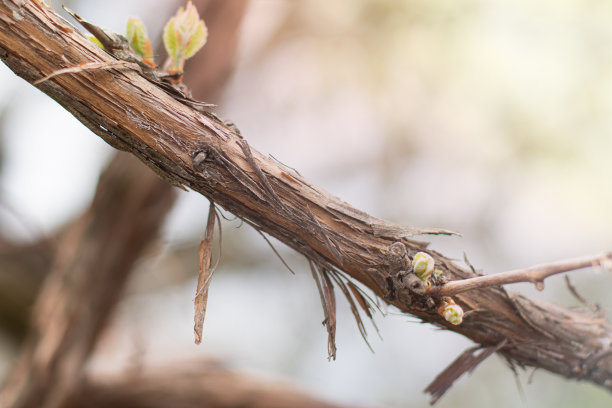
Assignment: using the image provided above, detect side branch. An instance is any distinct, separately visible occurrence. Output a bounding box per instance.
[433,253,612,297]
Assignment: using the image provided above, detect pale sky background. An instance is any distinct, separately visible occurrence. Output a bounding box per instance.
[1,1,612,407]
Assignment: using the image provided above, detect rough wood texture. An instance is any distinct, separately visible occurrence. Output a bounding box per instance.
[0,2,250,408]
[0,0,249,341]
[0,0,611,397]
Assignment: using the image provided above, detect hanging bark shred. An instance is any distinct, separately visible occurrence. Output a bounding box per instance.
[320,269,337,360]
[255,228,296,275]
[424,339,507,405]
[328,271,375,352]
[310,262,337,360]
[347,281,375,320]
[194,202,218,344]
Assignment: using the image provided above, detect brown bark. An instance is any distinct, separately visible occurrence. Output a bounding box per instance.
[0,1,252,408]
[0,0,610,400]
[0,0,249,339]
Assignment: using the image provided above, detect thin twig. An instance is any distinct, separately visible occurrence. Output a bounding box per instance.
[434,253,612,297]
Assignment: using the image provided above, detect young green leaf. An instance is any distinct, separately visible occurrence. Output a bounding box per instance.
[163,1,208,75]
[183,16,207,59]
[126,17,155,67]
[163,18,181,68]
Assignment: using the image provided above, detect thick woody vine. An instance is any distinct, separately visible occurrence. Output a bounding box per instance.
[1,1,612,406]
[38,0,612,401]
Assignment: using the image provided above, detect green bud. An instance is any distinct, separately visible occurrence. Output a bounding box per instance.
[442,304,464,325]
[412,252,434,282]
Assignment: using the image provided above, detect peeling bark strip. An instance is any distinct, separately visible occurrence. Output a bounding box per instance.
[310,262,337,360]
[424,340,507,404]
[1,0,611,398]
[194,202,218,344]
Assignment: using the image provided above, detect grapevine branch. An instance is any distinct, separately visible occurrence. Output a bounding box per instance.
[0,0,611,402]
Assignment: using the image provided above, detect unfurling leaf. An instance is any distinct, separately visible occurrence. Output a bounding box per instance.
[162,19,180,66]
[183,19,207,59]
[126,17,155,68]
[163,1,208,75]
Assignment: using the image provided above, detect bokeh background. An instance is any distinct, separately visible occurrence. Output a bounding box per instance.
[1,0,612,407]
